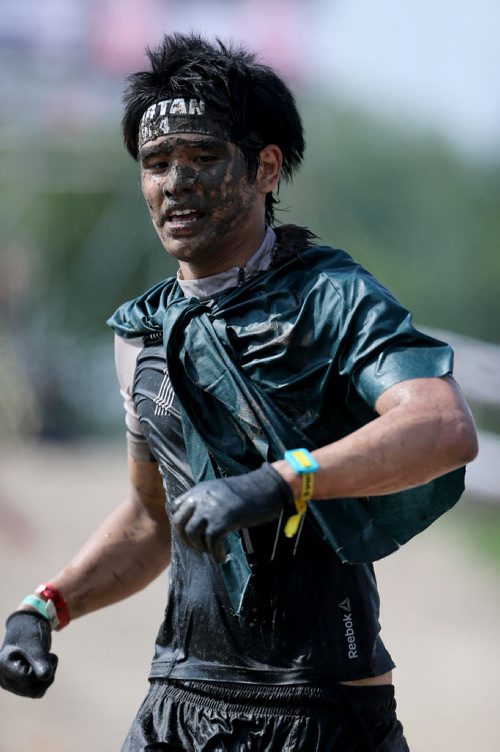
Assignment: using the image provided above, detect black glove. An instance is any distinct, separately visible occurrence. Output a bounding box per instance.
[0,611,58,698]
[172,463,295,562]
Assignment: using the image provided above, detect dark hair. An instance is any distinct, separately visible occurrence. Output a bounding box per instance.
[122,32,305,224]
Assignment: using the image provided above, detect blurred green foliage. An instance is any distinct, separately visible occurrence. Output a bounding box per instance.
[451,499,500,570]
[1,100,498,437]
[1,100,498,342]
[281,98,500,343]
[0,131,177,338]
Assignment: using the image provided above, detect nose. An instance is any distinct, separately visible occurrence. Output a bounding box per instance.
[163,163,196,197]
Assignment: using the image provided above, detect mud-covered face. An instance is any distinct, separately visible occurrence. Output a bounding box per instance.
[140,133,265,276]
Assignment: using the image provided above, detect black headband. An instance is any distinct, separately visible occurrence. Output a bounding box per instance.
[138,97,233,147]
[138,95,265,151]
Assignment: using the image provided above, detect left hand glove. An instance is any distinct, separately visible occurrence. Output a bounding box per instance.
[171,463,294,562]
[0,612,58,699]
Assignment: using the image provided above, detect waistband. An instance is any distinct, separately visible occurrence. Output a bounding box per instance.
[149,678,396,719]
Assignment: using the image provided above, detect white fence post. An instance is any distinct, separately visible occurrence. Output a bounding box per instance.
[425,327,500,504]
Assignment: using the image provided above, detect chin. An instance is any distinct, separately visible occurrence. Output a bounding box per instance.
[162,238,203,262]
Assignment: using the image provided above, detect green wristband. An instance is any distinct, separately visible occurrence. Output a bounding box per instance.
[22,594,59,630]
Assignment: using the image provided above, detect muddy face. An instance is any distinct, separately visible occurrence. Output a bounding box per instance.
[140,133,265,277]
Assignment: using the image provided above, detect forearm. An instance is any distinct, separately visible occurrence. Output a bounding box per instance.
[274,377,478,501]
[18,458,171,621]
[40,500,170,620]
[275,406,472,500]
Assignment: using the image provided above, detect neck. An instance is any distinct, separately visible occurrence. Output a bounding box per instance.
[178,225,267,281]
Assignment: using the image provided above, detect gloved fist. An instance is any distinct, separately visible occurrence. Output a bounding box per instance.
[172,463,294,562]
[0,611,58,698]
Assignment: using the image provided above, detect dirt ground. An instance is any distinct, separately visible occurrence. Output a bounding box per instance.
[0,443,499,751]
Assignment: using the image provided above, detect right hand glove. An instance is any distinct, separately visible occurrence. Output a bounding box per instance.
[172,462,295,562]
[0,611,58,698]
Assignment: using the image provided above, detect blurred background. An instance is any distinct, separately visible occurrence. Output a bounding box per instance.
[0,0,499,750]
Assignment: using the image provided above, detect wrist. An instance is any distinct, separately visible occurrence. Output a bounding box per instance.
[16,584,70,631]
[16,603,47,617]
[271,459,304,500]
[277,448,320,538]
[20,595,59,630]
[35,583,70,630]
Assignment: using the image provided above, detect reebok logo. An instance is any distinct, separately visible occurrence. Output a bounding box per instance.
[338,598,358,659]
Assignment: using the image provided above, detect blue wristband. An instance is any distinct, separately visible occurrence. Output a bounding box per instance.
[283,448,319,474]
[283,448,319,538]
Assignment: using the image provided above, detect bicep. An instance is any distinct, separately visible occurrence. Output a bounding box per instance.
[374,375,478,463]
[375,375,471,415]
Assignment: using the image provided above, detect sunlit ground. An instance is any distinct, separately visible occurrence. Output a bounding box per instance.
[0,442,499,752]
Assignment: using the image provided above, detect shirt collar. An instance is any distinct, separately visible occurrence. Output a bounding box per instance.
[177,226,276,299]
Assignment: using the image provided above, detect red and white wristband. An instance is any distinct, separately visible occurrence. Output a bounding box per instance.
[22,583,70,631]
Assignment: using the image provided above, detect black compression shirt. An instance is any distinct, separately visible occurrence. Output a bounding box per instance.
[132,336,395,684]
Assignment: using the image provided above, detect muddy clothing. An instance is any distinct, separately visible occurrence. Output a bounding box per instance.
[126,334,394,684]
[121,680,409,751]
[109,226,456,749]
[110,228,461,567]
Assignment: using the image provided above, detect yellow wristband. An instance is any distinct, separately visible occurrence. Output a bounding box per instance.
[283,449,319,538]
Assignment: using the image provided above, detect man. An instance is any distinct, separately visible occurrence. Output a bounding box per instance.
[0,33,478,751]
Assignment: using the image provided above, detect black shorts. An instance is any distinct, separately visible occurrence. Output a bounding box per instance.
[121,679,409,751]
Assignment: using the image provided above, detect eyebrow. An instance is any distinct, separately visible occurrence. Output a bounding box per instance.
[139,137,228,161]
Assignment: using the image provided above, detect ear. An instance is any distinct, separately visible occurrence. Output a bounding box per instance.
[256,145,283,193]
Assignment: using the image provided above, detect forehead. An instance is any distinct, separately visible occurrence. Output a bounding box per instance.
[139,133,233,158]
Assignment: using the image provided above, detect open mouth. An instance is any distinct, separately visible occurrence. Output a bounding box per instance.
[166,208,205,227]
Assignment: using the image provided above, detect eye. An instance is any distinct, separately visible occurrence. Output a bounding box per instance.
[141,154,171,172]
[193,154,219,164]
[148,160,170,171]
